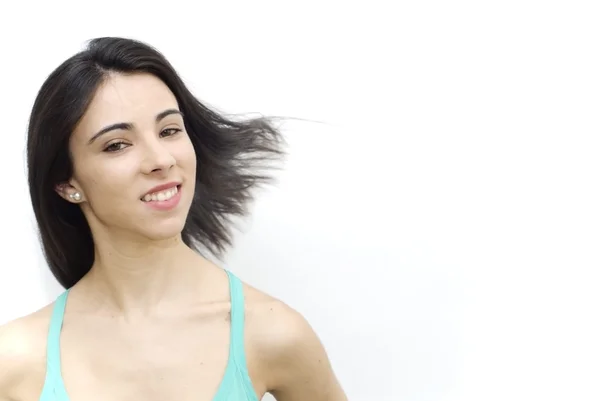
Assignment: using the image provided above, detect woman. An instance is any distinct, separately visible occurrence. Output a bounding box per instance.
[0,37,346,401]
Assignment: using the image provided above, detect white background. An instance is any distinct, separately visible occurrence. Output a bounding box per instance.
[1,1,599,400]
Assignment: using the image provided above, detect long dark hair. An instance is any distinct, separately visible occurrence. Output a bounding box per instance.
[27,37,285,289]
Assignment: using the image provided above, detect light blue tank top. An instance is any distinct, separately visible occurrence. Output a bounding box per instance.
[39,270,259,401]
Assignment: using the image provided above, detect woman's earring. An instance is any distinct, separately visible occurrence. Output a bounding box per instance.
[69,192,82,201]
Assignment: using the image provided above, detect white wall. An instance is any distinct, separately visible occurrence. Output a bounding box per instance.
[1,1,599,400]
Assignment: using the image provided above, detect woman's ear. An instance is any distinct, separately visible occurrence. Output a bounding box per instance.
[55,182,85,203]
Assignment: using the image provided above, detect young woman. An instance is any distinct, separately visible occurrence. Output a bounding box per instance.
[0,37,346,401]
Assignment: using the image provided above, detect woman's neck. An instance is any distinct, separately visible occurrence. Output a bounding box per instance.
[76,230,208,319]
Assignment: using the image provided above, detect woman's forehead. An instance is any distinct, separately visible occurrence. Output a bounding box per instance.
[73,73,179,141]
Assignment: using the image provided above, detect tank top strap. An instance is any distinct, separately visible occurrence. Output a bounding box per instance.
[45,290,69,379]
[225,270,249,371]
[39,290,71,401]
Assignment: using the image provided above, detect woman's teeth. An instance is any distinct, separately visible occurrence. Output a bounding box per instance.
[142,186,178,202]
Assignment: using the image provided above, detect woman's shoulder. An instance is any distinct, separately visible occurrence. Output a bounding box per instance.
[241,282,312,346]
[0,303,54,400]
[240,281,347,400]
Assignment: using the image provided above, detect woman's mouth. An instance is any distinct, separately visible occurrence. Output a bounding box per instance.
[141,184,181,202]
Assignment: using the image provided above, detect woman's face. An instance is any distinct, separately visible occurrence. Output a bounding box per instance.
[58,72,197,242]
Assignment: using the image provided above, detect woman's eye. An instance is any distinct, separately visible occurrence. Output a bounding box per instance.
[160,128,181,138]
[104,142,128,152]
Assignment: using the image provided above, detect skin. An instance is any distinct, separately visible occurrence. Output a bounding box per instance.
[0,73,347,401]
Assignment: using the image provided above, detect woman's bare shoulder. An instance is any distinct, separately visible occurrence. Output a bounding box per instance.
[242,283,307,338]
[0,304,53,400]
[241,282,347,400]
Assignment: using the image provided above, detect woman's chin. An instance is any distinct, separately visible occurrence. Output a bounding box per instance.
[136,219,187,242]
